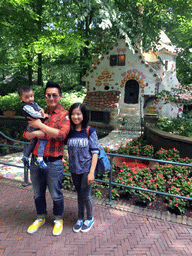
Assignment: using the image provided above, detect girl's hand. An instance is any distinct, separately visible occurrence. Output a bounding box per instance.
[87,172,94,185]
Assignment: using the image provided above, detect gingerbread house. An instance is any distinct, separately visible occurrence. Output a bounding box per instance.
[82,31,182,130]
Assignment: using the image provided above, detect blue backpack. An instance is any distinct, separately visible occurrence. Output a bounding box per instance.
[86,127,112,174]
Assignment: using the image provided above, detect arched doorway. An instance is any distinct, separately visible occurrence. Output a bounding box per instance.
[124,79,139,104]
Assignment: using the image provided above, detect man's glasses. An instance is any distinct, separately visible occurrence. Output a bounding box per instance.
[45,93,59,99]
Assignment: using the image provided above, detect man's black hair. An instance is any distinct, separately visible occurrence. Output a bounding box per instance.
[44,81,62,95]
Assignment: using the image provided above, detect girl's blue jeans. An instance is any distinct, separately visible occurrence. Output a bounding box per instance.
[30,157,64,219]
[71,172,93,220]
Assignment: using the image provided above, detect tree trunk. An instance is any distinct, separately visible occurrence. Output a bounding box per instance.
[38,53,43,86]
[36,1,44,86]
[28,64,33,86]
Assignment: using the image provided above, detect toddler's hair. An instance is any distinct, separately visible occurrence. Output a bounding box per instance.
[17,85,32,96]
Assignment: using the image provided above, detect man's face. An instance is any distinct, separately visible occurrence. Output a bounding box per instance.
[44,88,62,109]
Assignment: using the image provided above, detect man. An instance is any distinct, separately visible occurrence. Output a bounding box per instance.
[24,81,70,236]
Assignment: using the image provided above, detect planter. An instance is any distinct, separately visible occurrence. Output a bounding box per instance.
[144,124,192,158]
[3,110,16,117]
[144,114,159,126]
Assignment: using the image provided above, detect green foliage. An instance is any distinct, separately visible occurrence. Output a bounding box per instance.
[0,86,86,115]
[116,137,154,157]
[155,148,180,161]
[1,0,192,87]
[62,151,73,190]
[0,93,21,114]
[61,88,86,110]
[157,115,192,138]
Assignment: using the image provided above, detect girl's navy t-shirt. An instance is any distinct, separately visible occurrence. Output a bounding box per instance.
[67,127,99,174]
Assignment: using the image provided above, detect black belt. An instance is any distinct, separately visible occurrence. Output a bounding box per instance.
[32,155,63,162]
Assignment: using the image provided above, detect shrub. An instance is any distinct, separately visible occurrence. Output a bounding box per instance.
[157,115,192,138]
[0,86,86,115]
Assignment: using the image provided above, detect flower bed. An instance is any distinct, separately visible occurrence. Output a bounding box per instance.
[63,137,192,215]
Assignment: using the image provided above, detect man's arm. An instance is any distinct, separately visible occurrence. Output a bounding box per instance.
[27,118,60,138]
[24,130,45,140]
[27,112,70,140]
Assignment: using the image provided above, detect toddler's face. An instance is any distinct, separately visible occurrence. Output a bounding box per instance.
[20,90,34,104]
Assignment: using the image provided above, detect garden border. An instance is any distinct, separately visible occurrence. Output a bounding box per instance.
[144,123,192,158]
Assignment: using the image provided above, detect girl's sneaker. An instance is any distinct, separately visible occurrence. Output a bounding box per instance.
[81,217,94,233]
[73,219,84,233]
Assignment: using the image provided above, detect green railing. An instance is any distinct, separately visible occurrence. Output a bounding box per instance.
[1,131,192,207]
[0,131,30,186]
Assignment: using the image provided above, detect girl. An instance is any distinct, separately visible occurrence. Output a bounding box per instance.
[67,103,99,233]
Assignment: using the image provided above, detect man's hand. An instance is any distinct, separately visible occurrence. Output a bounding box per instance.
[25,130,45,140]
[28,117,42,129]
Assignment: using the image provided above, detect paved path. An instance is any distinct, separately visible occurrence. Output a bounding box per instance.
[1,177,192,256]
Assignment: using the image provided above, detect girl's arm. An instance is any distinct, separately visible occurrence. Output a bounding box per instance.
[87,153,98,185]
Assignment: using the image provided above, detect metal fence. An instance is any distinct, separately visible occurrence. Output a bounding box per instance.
[0,131,30,186]
[95,153,192,205]
[1,131,192,206]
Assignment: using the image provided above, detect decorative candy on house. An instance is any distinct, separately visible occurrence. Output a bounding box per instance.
[82,31,182,130]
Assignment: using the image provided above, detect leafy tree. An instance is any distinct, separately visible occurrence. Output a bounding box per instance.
[1,0,192,90]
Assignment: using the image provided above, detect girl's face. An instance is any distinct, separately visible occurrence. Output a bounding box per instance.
[71,107,83,128]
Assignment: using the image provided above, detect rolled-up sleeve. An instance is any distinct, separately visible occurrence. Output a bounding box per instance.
[57,113,70,140]
[89,129,100,155]
[44,111,70,141]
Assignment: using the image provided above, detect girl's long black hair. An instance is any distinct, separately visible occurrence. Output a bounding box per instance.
[68,103,89,130]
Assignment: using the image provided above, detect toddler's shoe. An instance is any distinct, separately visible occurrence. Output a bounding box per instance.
[35,159,47,169]
[81,217,94,233]
[21,157,29,168]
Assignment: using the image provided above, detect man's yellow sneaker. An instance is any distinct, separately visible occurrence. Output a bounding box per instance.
[53,220,63,236]
[27,219,45,234]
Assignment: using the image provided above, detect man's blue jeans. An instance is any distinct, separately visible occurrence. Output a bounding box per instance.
[30,157,64,219]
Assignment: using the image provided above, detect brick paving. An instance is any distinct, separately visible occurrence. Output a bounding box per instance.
[1,177,192,256]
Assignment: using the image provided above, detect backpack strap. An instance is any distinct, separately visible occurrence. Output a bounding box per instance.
[86,125,91,138]
[86,126,101,151]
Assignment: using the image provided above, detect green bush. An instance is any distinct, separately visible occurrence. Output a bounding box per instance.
[157,115,192,138]
[0,86,86,115]
[0,93,22,115]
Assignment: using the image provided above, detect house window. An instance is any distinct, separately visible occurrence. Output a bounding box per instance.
[110,55,118,66]
[118,54,125,66]
[110,54,125,66]
[88,111,110,123]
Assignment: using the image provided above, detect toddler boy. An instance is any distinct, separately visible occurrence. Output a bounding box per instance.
[18,85,48,168]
